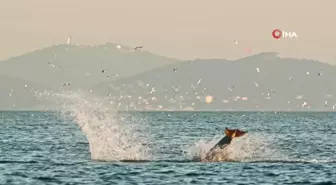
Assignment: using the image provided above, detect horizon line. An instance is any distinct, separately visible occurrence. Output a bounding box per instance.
[0,42,331,65]
[1,109,336,113]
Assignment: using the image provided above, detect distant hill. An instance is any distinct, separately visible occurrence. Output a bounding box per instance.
[2,50,336,111]
[92,52,336,111]
[0,43,181,89]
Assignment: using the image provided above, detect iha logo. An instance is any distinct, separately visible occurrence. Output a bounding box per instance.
[272,29,298,39]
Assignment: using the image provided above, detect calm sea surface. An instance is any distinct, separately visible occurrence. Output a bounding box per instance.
[0,111,335,185]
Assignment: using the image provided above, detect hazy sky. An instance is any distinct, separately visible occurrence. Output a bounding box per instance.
[1,0,335,63]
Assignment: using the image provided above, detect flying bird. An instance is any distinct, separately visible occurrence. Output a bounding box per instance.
[196,79,202,85]
[48,61,60,68]
[63,82,71,87]
[134,46,144,51]
[67,36,71,44]
[171,87,178,92]
[228,85,235,91]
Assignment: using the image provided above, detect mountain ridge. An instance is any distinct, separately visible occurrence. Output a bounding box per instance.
[0,43,182,89]
[1,45,336,111]
[92,52,336,111]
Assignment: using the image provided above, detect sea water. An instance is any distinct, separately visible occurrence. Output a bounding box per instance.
[0,92,335,184]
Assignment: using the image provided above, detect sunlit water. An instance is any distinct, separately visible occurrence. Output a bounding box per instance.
[0,93,335,184]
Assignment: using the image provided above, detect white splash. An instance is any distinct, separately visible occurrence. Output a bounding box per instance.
[38,90,152,161]
[184,135,221,160]
[185,134,283,162]
[224,134,284,162]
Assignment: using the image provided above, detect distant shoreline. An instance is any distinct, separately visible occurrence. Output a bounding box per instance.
[1,110,336,113]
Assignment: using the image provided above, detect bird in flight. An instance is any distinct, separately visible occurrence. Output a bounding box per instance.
[48,61,60,68]
[63,82,71,87]
[102,69,108,73]
[134,46,144,51]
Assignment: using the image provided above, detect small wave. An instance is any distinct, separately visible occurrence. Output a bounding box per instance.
[94,159,336,164]
[50,161,87,166]
[33,176,61,183]
[246,159,336,164]
[0,160,39,164]
[95,159,194,163]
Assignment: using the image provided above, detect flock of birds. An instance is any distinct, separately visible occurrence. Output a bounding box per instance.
[5,42,336,111]
[46,45,144,87]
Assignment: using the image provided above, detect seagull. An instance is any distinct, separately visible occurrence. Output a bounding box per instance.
[63,82,71,87]
[301,102,307,107]
[48,61,60,68]
[171,87,178,92]
[228,85,235,91]
[102,69,108,73]
[173,68,178,72]
[107,74,119,78]
[67,36,71,45]
[134,46,144,51]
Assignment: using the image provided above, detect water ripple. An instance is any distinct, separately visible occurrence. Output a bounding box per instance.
[0,111,335,184]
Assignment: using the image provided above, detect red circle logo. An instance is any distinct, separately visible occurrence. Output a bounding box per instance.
[272,29,282,39]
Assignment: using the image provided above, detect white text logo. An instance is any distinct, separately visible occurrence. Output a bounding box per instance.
[272,29,298,39]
